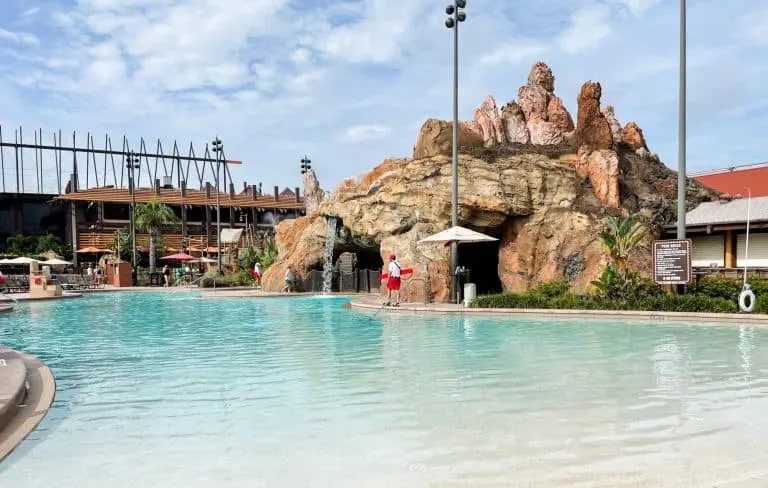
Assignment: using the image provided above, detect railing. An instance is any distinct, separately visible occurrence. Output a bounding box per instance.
[302,269,381,293]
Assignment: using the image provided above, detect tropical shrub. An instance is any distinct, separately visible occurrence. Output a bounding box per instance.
[134,197,179,272]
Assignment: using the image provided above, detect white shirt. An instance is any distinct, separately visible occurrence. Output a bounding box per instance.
[388,261,401,277]
[254,264,261,274]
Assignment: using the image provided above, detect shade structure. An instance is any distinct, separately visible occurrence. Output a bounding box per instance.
[160,252,196,261]
[7,256,42,264]
[418,226,498,245]
[42,258,73,266]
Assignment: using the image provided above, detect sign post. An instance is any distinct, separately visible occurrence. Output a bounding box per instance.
[652,239,692,285]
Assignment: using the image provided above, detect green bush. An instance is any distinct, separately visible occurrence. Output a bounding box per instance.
[471,277,739,314]
[199,270,254,288]
[532,280,570,298]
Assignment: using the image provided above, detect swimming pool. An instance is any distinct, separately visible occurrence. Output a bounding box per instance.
[1,292,768,487]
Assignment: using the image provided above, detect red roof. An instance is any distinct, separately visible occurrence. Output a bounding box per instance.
[693,164,768,197]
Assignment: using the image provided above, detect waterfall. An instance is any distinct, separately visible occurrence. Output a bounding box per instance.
[322,217,338,293]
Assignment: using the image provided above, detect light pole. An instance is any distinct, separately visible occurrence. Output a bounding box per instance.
[126,151,140,274]
[677,0,686,240]
[212,137,223,274]
[300,155,312,175]
[445,0,466,304]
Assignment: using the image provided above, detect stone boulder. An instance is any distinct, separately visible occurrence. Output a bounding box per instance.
[498,209,609,292]
[516,62,573,145]
[601,106,623,143]
[302,168,327,215]
[622,121,649,153]
[500,102,530,144]
[472,95,506,146]
[575,82,613,150]
[413,118,484,159]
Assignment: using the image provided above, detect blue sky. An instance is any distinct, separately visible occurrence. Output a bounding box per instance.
[0,0,766,193]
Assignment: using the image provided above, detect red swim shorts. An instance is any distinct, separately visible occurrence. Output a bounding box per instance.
[387,276,401,291]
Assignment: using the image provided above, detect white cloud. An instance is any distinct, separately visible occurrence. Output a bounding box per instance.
[21,7,41,17]
[0,0,764,189]
[340,125,391,143]
[479,43,550,66]
[557,5,614,54]
[313,0,427,64]
[0,28,39,45]
[609,0,664,16]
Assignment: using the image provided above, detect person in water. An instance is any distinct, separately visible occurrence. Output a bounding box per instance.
[385,254,401,306]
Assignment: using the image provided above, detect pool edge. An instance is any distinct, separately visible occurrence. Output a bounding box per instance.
[0,350,56,464]
[349,299,768,325]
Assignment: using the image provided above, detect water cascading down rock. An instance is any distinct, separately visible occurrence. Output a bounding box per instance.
[321,217,338,293]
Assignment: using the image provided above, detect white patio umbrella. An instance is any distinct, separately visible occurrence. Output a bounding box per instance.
[418,226,498,245]
[418,226,498,305]
[42,258,73,266]
[7,256,41,264]
[193,257,217,263]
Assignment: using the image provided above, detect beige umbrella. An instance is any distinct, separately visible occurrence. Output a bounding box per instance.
[418,226,498,245]
[7,256,41,264]
[42,258,73,266]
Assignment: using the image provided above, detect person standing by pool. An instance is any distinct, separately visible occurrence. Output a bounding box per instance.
[386,254,401,306]
[162,264,171,287]
[282,266,293,293]
[253,262,262,288]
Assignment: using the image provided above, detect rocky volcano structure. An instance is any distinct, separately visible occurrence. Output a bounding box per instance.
[262,62,716,302]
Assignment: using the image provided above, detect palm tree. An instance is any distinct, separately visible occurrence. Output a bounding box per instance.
[134,197,179,272]
[599,215,648,272]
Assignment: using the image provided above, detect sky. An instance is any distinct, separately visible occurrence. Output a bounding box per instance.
[0,0,766,194]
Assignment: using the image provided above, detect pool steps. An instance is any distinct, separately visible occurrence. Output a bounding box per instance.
[0,348,55,463]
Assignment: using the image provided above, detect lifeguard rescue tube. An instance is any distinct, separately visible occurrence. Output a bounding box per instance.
[739,287,756,313]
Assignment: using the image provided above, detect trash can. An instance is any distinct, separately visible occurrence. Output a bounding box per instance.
[463,283,477,308]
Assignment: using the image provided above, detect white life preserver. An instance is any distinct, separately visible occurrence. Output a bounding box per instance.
[739,288,756,313]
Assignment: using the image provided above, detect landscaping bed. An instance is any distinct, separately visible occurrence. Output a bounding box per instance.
[470,277,768,314]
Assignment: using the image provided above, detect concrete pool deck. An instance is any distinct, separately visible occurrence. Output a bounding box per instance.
[350,295,768,325]
[0,348,56,463]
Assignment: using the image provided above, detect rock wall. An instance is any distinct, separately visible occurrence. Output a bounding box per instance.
[262,61,718,302]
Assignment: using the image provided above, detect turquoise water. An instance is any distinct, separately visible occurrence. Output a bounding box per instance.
[2,293,768,487]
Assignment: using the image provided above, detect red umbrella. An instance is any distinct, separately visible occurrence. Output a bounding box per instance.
[160,252,196,261]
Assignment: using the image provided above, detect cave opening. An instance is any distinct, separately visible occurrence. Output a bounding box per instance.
[458,240,503,296]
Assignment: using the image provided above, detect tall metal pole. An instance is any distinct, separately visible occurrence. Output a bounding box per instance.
[676,0,686,240]
[445,0,465,304]
[130,169,137,269]
[215,145,222,274]
[450,15,459,304]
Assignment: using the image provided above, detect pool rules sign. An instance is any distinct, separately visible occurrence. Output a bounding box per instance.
[652,239,692,285]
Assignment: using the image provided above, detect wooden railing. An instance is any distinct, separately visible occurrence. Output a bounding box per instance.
[77,232,219,252]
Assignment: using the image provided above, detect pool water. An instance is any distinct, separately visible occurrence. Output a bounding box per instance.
[2,293,768,487]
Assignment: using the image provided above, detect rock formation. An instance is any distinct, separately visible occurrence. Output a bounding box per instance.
[263,61,718,303]
[574,82,613,150]
[412,118,484,160]
[301,168,327,215]
[622,121,648,154]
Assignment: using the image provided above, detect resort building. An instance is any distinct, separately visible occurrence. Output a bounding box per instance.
[0,128,306,263]
[675,163,768,276]
[54,182,305,263]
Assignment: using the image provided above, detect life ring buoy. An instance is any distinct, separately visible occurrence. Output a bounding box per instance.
[739,288,756,313]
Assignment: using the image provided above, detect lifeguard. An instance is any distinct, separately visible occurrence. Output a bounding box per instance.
[385,254,401,306]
